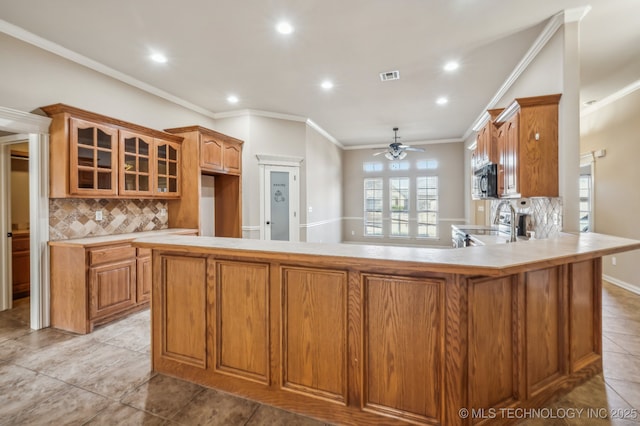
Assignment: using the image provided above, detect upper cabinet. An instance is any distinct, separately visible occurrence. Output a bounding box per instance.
[473,109,502,171]
[494,94,561,198]
[198,131,243,175]
[42,104,183,199]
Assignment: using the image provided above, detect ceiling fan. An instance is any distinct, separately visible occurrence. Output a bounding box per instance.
[373,127,425,160]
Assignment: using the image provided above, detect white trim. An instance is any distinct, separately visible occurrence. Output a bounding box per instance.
[603,274,640,296]
[344,138,463,151]
[563,6,592,23]
[301,218,342,229]
[0,106,51,134]
[464,11,565,140]
[305,119,343,148]
[581,79,640,117]
[242,225,261,232]
[494,100,521,123]
[214,108,307,122]
[471,112,491,132]
[0,146,11,312]
[0,108,49,329]
[256,154,304,167]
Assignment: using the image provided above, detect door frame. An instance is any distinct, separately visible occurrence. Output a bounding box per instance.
[257,154,303,242]
[0,106,51,329]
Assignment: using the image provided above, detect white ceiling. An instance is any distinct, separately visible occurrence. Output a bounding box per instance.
[1,0,639,147]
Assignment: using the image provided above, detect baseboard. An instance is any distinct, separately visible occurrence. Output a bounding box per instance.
[603,274,640,296]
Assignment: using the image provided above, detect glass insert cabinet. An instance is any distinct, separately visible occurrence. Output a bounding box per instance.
[42,104,182,199]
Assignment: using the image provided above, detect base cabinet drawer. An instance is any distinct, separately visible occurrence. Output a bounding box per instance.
[89,259,137,320]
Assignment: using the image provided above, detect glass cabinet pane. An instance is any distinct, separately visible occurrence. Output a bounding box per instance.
[77,128,94,147]
[169,178,177,193]
[78,170,94,188]
[97,172,112,189]
[139,140,149,156]
[157,145,167,159]
[169,162,176,176]
[124,155,136,172]
[97,129,112,149]
[139,176,149,191]
[97,150,111,168]
[158,160,167,175]
[125,174,136,191]
[78,147,94,167]
[139,158,148,173]
[169,146,177,160]
[125,137,136,153]
[157,176,167,192]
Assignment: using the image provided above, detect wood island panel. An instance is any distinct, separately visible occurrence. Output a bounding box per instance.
[160,255,208,368]
[525,266,564,397]
[135,233,640,426]
[282,267,347,403]
[468,276,517,413]
[215,260,270,383]
[363,274,443,424]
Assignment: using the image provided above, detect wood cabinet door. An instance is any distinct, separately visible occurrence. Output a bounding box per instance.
[223,142,242,175]
[69,117,118,196]
[89,258,136,320]
[137,255,152,303]
[119,130,154,196]
[155,139,180,197]
[504,116,519,196]
[200,137,224,172]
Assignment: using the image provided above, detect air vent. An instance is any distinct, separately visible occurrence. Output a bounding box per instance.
[379,70,400,81]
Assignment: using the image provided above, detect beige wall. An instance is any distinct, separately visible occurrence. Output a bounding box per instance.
[581,89,640,291]
[305,126,342,243]
[0,32,217,131]
[342,142,465,247]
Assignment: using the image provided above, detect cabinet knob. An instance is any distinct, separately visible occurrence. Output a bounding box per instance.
[266,221,271,225]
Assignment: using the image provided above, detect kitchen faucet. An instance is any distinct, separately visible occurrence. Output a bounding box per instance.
[494,200,517,243]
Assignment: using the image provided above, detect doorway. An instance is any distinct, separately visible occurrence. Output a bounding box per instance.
[8,142,31,302]
[257,155,302,242]
[0,106,51,330]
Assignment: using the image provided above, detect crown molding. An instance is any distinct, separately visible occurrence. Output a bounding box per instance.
[580,79,640,117]
[0,19,217,120]
[563,6,592,23]
[305,119,342,148]
[343,138,462,151]
[0,105,51,133]
[213,108,307,122]
[463,9,569,140]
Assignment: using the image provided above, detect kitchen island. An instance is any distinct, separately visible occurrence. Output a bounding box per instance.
[134,233,640,425]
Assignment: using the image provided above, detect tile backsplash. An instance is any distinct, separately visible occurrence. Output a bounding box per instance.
[49,198,168,241]
[490,197,563,239]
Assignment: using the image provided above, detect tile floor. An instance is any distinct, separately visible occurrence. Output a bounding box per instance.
[0,282,639,425]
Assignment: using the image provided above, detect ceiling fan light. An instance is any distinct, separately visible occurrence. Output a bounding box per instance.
[398,151,407,160]
[385,152,394,161]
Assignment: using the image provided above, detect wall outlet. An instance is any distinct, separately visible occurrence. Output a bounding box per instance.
[612,256,617,266]
[160,208,167,216]
[95,210,103,221]
[308,206,313,213]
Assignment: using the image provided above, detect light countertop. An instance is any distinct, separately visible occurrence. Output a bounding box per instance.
[133,232,640,276]
[49,228,197,248]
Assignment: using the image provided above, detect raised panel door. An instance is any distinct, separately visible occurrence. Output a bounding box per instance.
[223,142,242,174]
[200,137,224,172]
[119,130,153,196]
[11,234,30,299]
[89,258,136,320]
[214,260,270,383]
[504,116,519,196]
[282,267,347,403]
[69,117,118,196]
[137,255,152,303]
[363,274,444,424]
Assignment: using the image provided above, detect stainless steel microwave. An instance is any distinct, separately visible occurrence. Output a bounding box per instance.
[473,163,499,199]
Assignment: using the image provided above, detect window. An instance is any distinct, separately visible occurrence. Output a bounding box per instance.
[417,176,438,238]
[364,178,383,236]
[389,177,409,236]
[579,174,591,232]
[363,162,383,172]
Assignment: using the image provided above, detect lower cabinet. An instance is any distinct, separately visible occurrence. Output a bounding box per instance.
[50,242,149,334]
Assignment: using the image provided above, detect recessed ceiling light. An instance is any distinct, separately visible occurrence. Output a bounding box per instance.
[150,52,167,64]
[321,80,334,90]
[436,97,448,105]
[227,95,239,104]
[443,61,459,72]
[276,21,294,35]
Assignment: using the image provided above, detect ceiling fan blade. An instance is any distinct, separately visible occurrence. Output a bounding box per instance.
[403,147,425,152]
[372,151,387,156]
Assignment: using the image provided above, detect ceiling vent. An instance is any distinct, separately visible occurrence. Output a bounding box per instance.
[379,70,400,81]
